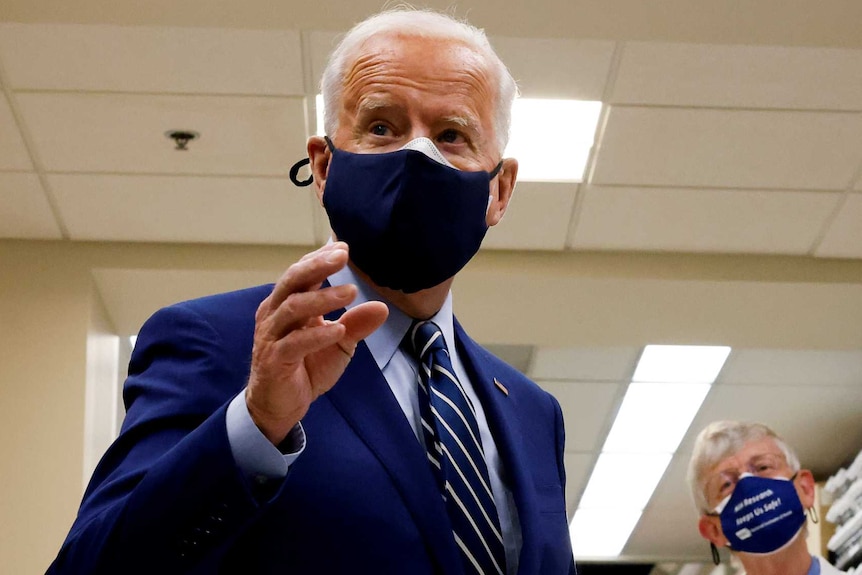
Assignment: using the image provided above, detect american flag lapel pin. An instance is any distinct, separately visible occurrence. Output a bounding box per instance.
[493,378,509,396]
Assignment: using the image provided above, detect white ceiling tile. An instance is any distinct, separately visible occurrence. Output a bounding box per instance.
[612,42,862,110]
[719,349,862,386]
[16,93,308,175]
[683,383,862,479]
[49,174,316,245]
[815,193,862,259]
[483,182,576,251]
[539,380,623,452]
[571,186,841,255]
[0,92,32,170]
[0,172,61,239]
[491,37,616,100]
[624,454,707,559]
[563,452,595,516]
[529,346,641,381]
[592,107,862,190]
[0,23,304,95]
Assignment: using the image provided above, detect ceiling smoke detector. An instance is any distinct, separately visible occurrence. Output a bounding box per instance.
[165,130,200,151]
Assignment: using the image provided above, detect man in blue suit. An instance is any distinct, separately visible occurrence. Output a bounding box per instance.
[49,7,575,574]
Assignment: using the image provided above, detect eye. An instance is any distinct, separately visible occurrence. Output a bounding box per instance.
[370,123,390,137]
[436,128,465,145]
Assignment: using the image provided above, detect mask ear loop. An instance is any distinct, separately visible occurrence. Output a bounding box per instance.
[489,160,504,179]
[290,136,336,187]
[710,542,721,565]
[289,158,313,187]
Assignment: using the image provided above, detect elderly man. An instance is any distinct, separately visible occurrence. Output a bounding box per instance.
[48,8,575,575]
[687,421,845,575]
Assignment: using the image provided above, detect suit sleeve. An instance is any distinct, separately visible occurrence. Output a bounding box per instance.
[551,394,578,575]
[48,303,286,574]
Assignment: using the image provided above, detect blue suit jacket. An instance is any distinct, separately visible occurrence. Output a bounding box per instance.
[49,284,575,574]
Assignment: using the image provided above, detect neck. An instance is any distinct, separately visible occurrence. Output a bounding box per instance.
[736,533,814,575]
[349,261,453,320]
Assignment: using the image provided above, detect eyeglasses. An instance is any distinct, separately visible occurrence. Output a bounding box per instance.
[704,452,791,511]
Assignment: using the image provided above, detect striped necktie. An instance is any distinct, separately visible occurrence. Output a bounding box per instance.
[409,320,506,575]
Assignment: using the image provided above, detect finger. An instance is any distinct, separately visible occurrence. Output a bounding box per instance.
[297,241,347,264]
[264,284,357,339]
[272,321,347,365]
[337,301,389,350]
[267,245,349,313]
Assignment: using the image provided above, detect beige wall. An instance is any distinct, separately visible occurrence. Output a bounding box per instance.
[0,243,91,574]
[2,238,862,573]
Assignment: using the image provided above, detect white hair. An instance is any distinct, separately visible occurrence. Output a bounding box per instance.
[319,6,518,155]
[686,420,801,514]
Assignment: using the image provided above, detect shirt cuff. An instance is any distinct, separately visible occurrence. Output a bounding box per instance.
[226,392,307,481]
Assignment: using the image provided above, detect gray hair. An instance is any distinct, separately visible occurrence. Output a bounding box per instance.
[319,6,519,155]
[686,420,801,514]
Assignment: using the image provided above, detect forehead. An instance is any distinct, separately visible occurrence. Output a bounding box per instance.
[340,33,497,122]
[708,436,782,475]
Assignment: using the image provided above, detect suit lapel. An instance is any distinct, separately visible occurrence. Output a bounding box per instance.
[454,320,542,575]
[324,308,462,574]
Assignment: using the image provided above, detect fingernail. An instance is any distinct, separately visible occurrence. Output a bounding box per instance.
[325,248,346,263]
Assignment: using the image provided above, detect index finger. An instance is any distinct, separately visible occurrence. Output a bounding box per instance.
[267,243,349,313]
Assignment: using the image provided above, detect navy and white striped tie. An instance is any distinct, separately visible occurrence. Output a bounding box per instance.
[409,320,506,575]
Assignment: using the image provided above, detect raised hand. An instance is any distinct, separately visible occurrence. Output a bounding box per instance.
[245,242,389,444]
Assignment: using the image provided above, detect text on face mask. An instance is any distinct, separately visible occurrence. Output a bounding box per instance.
[733,487,774,515]
[736,497,782,527]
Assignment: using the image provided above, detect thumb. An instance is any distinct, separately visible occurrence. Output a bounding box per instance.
[338,301,389,346]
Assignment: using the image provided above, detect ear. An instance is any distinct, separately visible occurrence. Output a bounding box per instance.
[795,469,817,509]
[698,515,727,547]
[486,157,518,227]
[307,135,331,207]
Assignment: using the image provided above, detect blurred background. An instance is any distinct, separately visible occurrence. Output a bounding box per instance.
[1,1,861,573]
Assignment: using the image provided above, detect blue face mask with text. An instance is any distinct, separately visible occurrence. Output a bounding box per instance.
[714,473,806,555]
[321,137,502,293]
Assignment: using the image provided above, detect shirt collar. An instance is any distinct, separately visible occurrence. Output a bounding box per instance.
[327,262,455,371]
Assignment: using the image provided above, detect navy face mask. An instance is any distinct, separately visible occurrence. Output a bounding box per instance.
[713,473,806,555]
[320,137,502,294]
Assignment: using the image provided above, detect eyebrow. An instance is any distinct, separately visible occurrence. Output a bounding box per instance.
[356,98,392,113]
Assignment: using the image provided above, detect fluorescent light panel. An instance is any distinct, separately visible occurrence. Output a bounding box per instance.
[571,344,730,557]
[602,382,711,453]
[578,452,673,510]
[505,98,601,182]
[313,95,602,182]
[315,94,325,136]
[633,345,731,384]
[570,508,643,558]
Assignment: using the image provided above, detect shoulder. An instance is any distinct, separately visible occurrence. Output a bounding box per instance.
[145,284,274,331]
[133,284,274,358]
